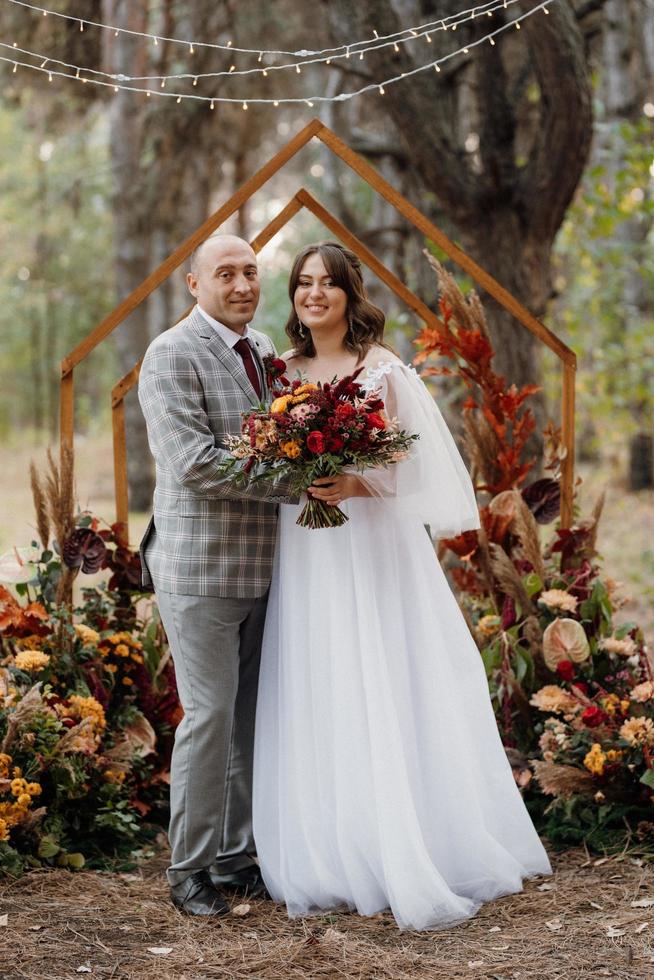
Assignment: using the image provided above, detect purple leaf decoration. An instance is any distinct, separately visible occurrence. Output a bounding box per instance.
[62,528,107,574]
[521,478,561,524]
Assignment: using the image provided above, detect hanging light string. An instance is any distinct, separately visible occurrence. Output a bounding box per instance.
[6,0,522,60]
[1,1,555,108]
[0,0,523,85]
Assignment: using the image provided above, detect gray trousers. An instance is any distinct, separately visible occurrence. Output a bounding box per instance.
[155,589,268,885]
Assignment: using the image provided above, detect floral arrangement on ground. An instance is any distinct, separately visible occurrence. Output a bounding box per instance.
[2,254,653,875]
[0,449,178,876]
[417,251,654,856]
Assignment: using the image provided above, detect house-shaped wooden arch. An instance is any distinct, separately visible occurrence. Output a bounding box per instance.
[60,118,576,539]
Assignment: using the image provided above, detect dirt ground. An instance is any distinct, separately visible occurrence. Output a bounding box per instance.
[1,846,653,980]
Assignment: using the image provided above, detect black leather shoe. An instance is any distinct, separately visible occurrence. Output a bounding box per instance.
[209,865,269,899]
[170,869,230,916]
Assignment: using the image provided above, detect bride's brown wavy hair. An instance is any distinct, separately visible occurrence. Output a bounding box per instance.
[285,241,389,359]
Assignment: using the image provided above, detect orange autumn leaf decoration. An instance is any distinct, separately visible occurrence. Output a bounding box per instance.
[0,586,50,638]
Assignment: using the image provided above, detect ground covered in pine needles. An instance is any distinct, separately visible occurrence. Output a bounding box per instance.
[1,846,653,979]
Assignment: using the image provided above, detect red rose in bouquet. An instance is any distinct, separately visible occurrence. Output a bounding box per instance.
[582,705,607,728]
[218,362,418,528]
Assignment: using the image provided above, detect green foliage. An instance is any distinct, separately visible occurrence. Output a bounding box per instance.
[0,96,117,439]
[551,117,654,453]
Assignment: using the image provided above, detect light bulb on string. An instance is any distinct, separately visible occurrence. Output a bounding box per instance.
[153,36,159,46]
[393,42,400,52]
[12,62,17,72]
[161,78,166,87]
[177,95,182,103]
[189,43,194,54]
[193,76,198,85]
[258,52,263,62]
[378,84,385,94]
[242,101,248,109]
[79,20,84,31]
[434,63,441,72]
[263,68,268,76]
[296,64,301,73]
[210,99,215,109]
[489,36,496,45]
[515,22,521,29]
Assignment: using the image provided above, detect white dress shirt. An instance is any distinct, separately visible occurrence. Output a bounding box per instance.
[197,304,263,389]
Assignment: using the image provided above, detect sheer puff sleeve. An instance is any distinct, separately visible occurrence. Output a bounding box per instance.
[355,360,481,539]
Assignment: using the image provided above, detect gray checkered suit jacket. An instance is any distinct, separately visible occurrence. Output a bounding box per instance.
[138,305,289,598]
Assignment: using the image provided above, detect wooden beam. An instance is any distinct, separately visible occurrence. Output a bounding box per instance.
[560,360,577,529]
[316,124,576,367]
[112,398,129,530]
[59,369,74,460]
[61,118,323,376]
[251,197,303,253]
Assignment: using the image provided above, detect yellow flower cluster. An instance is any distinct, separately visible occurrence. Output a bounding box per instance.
[0,752,12,779]
[14,650,51,672]
[477,614,501,637]
[103,769,126,784]
[0,772,42,838]
[74,624,101,646]
[270,383,318,414]
[584,743,606,776]
[619,717,654,747]
[10,777,42,807]
[68,695,106,733]
[98,632,144,682]
[601,694,630,717]
[281,440,301,459]
[15,634,44,651]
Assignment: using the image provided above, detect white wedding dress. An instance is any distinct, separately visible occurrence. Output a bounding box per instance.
[252,360,551,931]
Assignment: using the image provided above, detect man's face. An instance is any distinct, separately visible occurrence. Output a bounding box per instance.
[187,237,260,332]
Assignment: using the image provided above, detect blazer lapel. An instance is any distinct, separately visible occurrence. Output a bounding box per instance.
[187,307,258,401]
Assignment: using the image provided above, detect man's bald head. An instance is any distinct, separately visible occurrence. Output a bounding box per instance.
[187,235,260,334]
[190,235,256,277]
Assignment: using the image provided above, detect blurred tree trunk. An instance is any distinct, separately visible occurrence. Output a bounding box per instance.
[101,1,276,513]
[326,0,594,455]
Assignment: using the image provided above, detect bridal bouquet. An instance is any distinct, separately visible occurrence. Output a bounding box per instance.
[220,363,418,528]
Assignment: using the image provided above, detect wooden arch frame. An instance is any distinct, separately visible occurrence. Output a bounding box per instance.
[111,187,448,531]
[61,117,576,537]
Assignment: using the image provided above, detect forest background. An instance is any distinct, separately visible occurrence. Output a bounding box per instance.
[0,0,652,634]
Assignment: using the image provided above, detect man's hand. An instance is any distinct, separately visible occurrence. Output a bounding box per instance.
[308,474,370,507]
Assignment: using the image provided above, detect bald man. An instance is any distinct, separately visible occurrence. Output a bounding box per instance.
[138,236,292,915]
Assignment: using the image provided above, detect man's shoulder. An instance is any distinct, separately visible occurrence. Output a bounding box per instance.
[144,314,201,359]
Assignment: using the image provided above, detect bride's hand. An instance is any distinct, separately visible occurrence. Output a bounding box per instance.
[308,474,370,506]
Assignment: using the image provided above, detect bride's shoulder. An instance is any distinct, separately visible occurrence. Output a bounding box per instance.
[360,346,404,372]
[280,349,306,373]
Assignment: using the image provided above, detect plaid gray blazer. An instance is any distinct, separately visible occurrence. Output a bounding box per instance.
[138,305,290,598]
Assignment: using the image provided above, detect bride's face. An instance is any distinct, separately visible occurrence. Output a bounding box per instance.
[294,253,348,339]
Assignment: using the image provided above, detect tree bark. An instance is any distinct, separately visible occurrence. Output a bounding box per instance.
[326,0,594,451]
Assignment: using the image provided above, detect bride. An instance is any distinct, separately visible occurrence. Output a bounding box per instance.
[252,241,551,931]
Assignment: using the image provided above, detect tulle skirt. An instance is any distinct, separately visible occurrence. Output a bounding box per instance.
[252,498,551,931]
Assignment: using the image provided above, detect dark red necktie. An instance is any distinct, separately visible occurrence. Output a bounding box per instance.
[234,338,262,399]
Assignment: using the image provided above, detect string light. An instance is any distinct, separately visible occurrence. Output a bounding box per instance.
[0,1,555,108]
[2,0,524,88]
[6,0,520,59]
